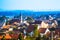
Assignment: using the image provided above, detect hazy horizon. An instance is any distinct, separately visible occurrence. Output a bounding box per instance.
[0,0,60,11]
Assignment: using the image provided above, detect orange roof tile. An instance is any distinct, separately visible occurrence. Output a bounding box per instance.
[0,36,2,39]
[5,34,11,39]
[14,22,18,24]
[3,25,11,29]
[0,34,11,39]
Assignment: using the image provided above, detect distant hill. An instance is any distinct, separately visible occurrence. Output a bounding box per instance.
[0,10,60,16]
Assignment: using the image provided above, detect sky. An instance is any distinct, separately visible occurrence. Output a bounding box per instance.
[0,0,60,11]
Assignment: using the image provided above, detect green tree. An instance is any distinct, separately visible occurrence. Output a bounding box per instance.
[33,24,39,38]
[8,31,14,34]
[1,35,6,40]
[42,35,46,40]
[25,35,35,40]
[18,33,23,40]
[26,16,34,23]
[35,34,41,40]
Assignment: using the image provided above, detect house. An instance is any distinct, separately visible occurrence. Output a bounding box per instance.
[0,19,6,29]
[8,19,20,25]
[38,28,60,38]
[26,24,35,33]
[30,20,42,24]
[0,33,11,40]
[3,25,11,29]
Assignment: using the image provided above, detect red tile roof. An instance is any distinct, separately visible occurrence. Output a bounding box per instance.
[3,25,11,29]
[26,25,34,33]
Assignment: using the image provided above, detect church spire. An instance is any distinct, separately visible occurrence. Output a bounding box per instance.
[20,12,23,23]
